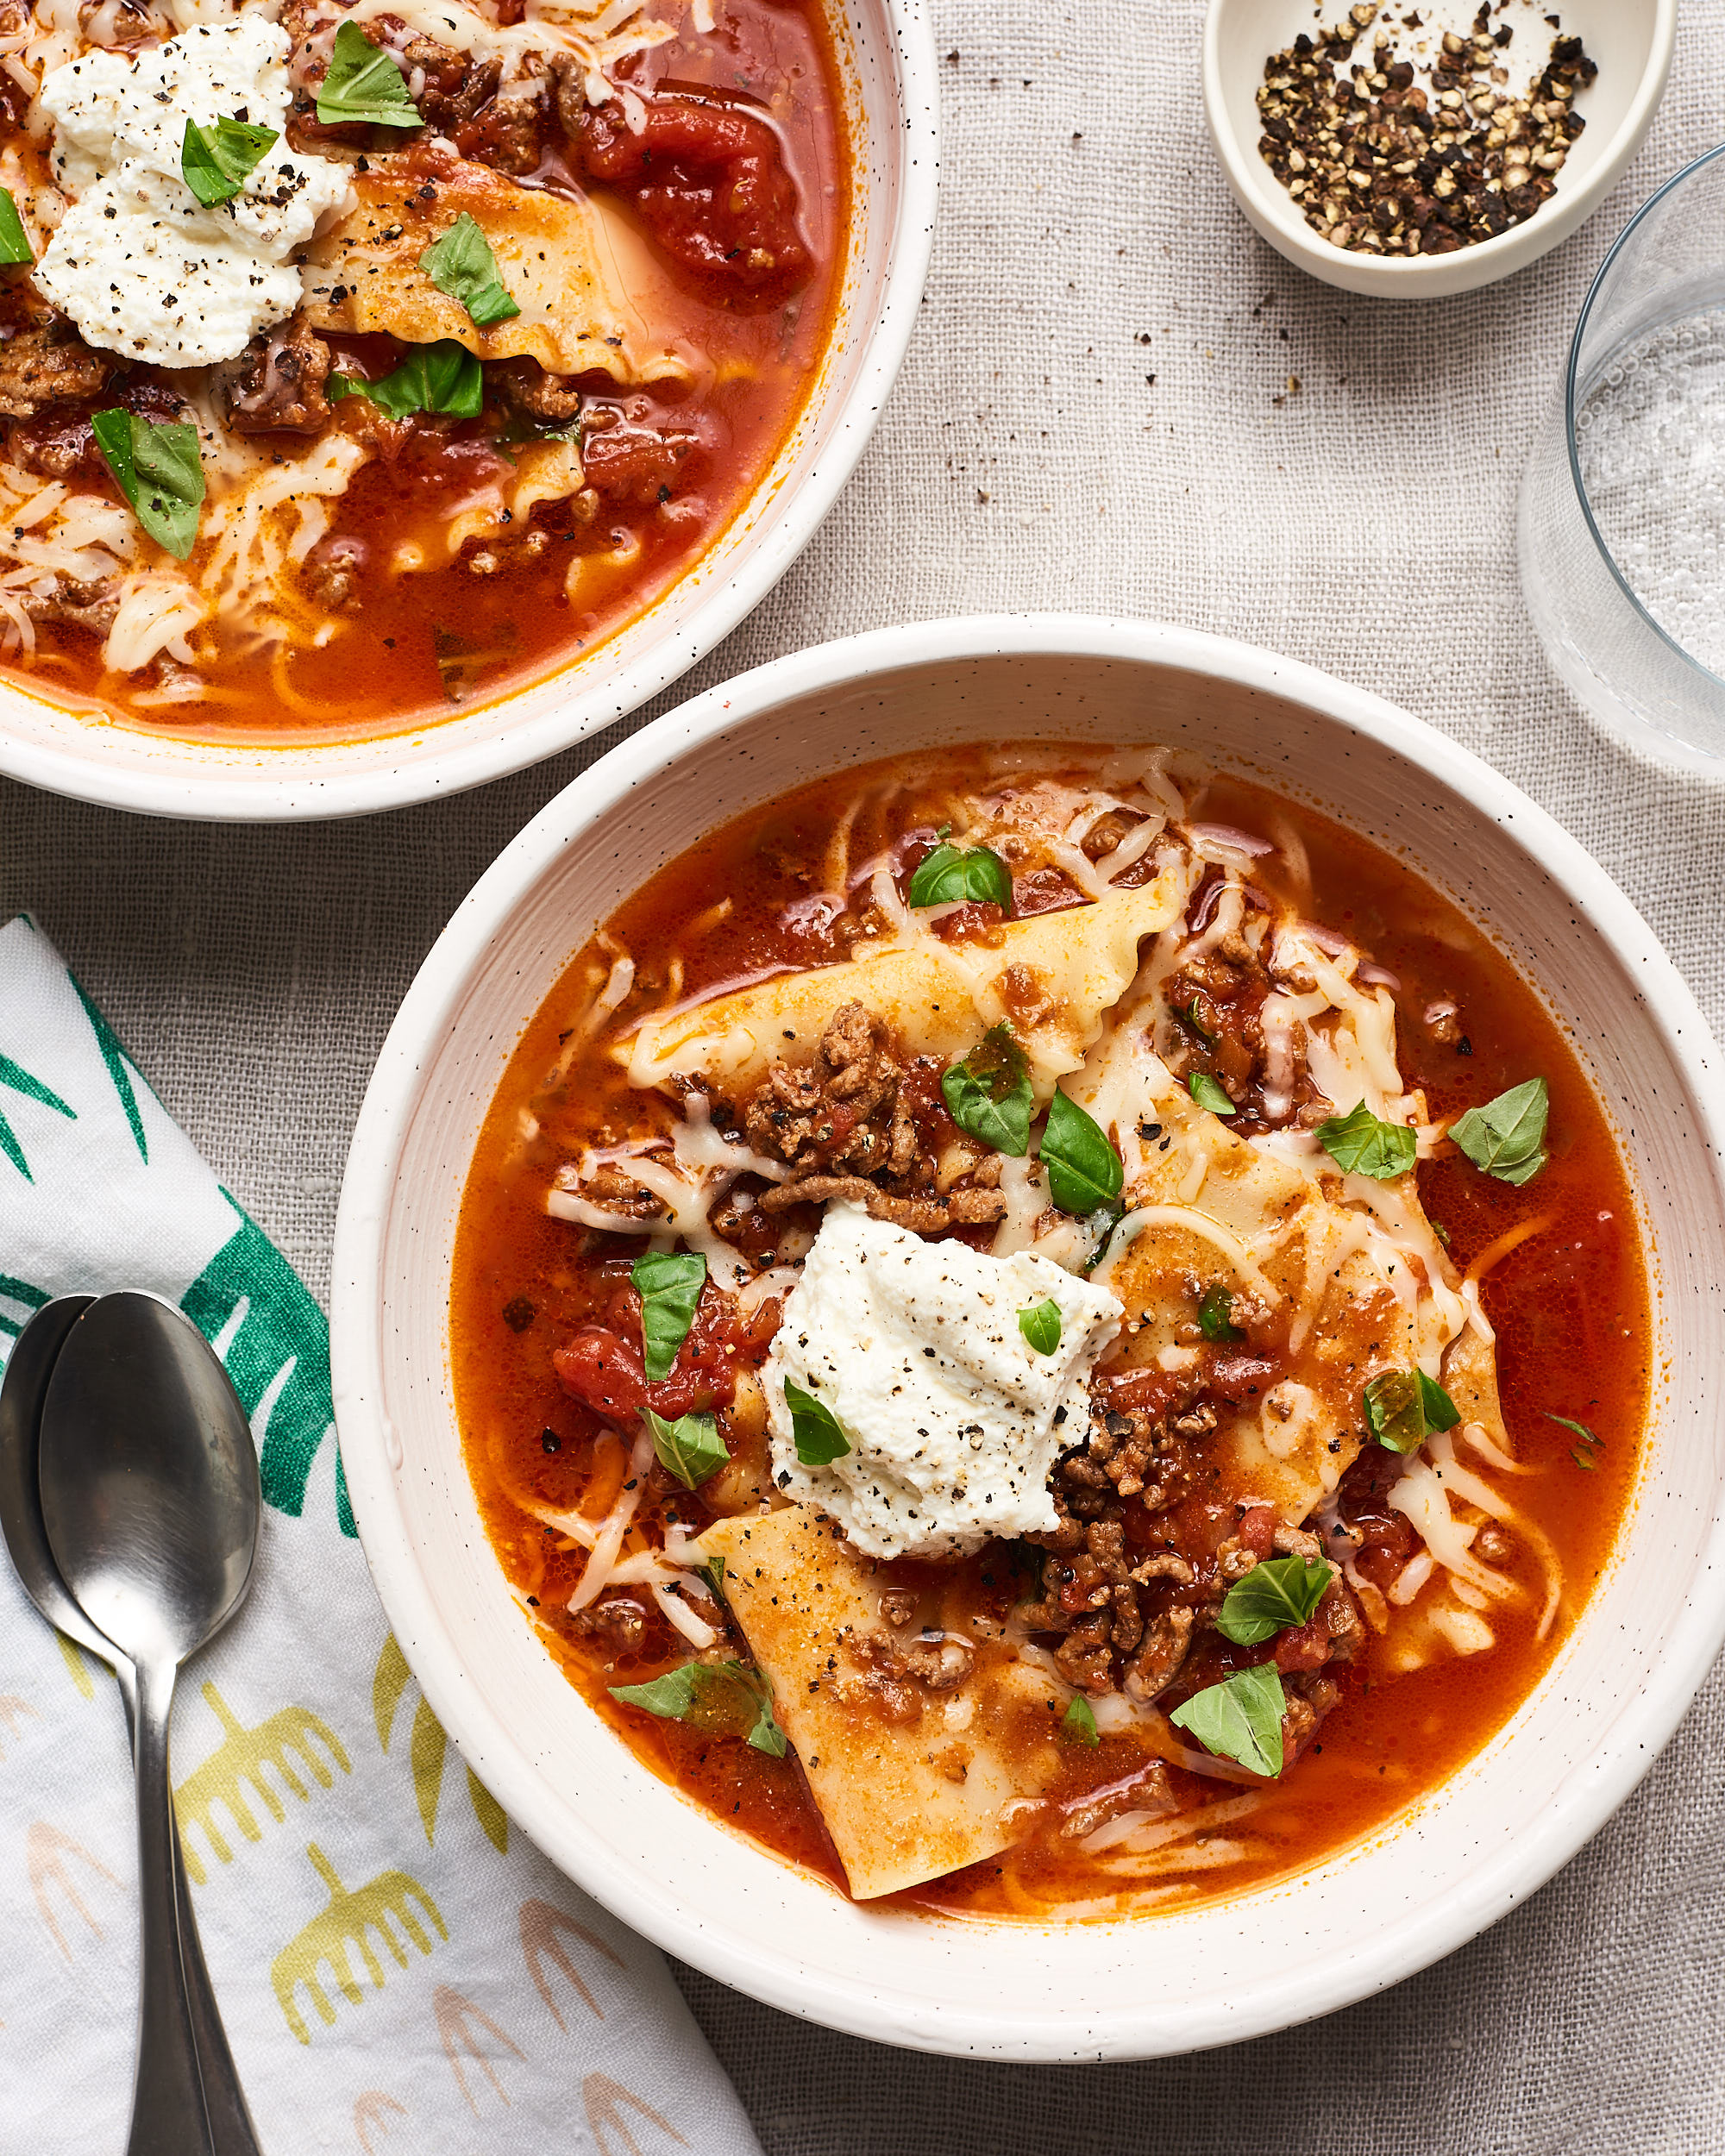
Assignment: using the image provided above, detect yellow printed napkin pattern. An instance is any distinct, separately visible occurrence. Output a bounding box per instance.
[0,914,761,2156]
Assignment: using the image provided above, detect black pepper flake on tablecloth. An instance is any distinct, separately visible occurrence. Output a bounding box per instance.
[1255,1,1597,258]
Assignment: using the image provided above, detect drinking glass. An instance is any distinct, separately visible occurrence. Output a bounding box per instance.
[1520,144,1725,771]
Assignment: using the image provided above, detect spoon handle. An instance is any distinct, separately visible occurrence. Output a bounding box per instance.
[116,1664,264,2153]
[173,1830,265,2154]
[128,1656,216,2156]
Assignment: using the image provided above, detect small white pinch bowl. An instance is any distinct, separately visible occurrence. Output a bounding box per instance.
[0,0,938,822]
[1203,0,1676,299]
[332,615,1725,2060]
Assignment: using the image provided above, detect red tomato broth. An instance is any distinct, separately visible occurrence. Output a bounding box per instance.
[0,0,850,743]
[449,748,1649,1918]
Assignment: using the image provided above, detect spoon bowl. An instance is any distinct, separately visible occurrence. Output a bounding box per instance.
[40,1290,258,1668]
[0,1296,104,1659]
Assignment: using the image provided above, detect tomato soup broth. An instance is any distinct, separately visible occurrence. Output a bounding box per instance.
[451,748,1647,1917]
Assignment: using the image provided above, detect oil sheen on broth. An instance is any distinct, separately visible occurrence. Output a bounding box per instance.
[449,748,1647,1918]
[0,0,848,740]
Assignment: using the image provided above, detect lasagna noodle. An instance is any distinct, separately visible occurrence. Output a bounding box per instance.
[700,1507,1062,1898]
[1092,1050,1459,1524]
[300,152,698,385]
[621,870,1189,1096]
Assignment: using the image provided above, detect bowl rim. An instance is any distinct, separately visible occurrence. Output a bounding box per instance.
[0,0,941,824]
[1201,0,1678,298]
[331,612,1725,2059]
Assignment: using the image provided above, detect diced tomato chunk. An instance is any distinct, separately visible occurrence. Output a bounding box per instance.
[574,95,814,309]
[553,1327,647,1420]
[1273,1616,1330,1673]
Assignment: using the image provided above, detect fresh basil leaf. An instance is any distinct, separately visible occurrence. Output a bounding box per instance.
[784,1376,851,1465]
[1061,1695,1100,1746]
[420,210,521,327]
[632,1249,706,1382]
[1039,1089,1124,1216]
[1216,1556,1333,1645]
[1175,1000,1217,1049]
[1018,1298,1063,1356]
[1417,1369,1460,1432]
[1188,1071,1237,1118]
[643,1407,727,1489]
[611,1661,704,1721]
[91,410,204,560]
[941,1022,1032,1156]
[1169,1663,1286,1777]
[1546,1412,1602,1448]
[0,186,33,265]
[180,114,279,207]
[1364,1369,1424,1452]
[1317,1099,1418,1181]
[330,339,482,418]
[317,19,421,126]
[699,1554,726,1602]
[907,839,1013,910]
[612,1656,786,1755]
[1197,1283,1242,1343]
[1451,1078,1549,1187]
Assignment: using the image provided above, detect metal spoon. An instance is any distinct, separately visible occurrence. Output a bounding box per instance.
[36,1293,262,2156]
[0,1296,264,2156]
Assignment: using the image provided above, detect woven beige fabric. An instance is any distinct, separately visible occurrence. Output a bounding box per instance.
[6,3,1725,2147]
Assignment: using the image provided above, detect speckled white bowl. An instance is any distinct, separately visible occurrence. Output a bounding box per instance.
[332,615,1725,2059]
[0,0,938,821]
[1203,0,1676,298]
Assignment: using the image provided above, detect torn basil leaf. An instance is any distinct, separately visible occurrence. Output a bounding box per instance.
[941,1022,1033,1156]
[0,186,33,265]
[1546,1412,1602,1450]
[1216,1556,1333,1645]
[180,115,279,207]
[784,1377,851,1465]
[1169,1662,1286,1777]
[699,1554,726,1603]
[1417,1369,1460,1432]
[1317,1099,1417,1181]
[1061,1695,1100,1746]
[1364,1367,1459,1453]
[420,210,521,327]
[643,1407,727,1490]
[1018,1298,1063,1355]
[611,1658,787,1757]
[329,338,482,419]
[1188,1071,1237,1118]
[91,410,204,560]
[632,1249,706,1382]
[317,20,421,127]
[1451,1078,1549,1187]
[1197,1283,1242,1343]
[907,838,1013,910]
[1039,1089,1124,1217]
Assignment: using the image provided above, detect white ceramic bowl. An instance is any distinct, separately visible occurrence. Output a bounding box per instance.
[0,0,938,823]
[1203,0,1676,299]
[332,615,1725,2060]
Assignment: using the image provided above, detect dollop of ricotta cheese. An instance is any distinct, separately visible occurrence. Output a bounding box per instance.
[34,17,350,367]
[762,1203,1125,1560]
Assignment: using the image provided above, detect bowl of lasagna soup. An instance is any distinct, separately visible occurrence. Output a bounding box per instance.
[331,616,1725,2058]
[0,0,933,817]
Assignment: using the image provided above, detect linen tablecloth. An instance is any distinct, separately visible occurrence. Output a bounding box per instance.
[6,2,1725,2149]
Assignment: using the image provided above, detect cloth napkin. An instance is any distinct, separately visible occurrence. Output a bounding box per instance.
[0,912,763,2156]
